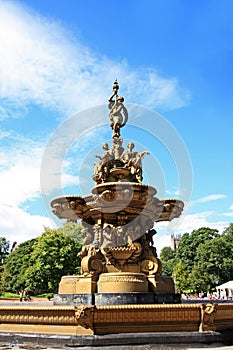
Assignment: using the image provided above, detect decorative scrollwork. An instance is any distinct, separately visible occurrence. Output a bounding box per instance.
[75,306,94,329]
[139,258,160,275]
[199,303,218,332]
[80,246,105,277]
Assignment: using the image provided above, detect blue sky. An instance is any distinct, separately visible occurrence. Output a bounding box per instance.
[0,0,233,254]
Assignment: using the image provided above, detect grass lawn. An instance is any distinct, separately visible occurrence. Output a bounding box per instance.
[0,292,20,299]
[0,292,54,299]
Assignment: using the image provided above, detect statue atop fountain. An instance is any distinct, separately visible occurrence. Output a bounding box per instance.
[108,80,128,138]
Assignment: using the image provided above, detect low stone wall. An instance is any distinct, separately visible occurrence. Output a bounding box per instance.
[213,303,233,330]
[91,304,201,334]
[0,303,232,335]
[0,306,92,335]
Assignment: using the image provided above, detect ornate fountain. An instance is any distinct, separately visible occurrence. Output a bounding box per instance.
[51,80,184,305]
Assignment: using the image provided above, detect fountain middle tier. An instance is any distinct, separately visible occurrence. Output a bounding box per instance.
[51,181,184,230]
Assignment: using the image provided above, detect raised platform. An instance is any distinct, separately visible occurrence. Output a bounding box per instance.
[53,292,181,305]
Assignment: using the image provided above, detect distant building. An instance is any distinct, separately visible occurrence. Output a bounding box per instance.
[171,233,182,251]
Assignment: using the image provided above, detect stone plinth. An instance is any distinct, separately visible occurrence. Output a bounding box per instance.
[98,272,148,293]
[59,275,97,294]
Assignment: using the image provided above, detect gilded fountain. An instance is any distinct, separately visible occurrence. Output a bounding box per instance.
[51,80,184,305]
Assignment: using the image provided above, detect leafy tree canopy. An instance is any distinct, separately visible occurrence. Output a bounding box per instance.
[3,226,82,294]
[160,225,233,292]
[174,227,219,274]
[0,237,10,262]
[25,227,82,293]
[62,221,83,244]
[223,223,233,235]
[190,234,233,291]
[160,246,175,276]
[3,238,37,292]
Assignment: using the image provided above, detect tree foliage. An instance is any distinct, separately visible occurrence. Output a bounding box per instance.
[3,238,37,292]
[223,223,233,235]
[173,260,189,292]
[174,227,219,275]
[190,235,233,291]
[160,246,175,276]
[0,237,10,263]
[0,237,11,292]
[160,224,233,292]
[3,225,82,294]
[61,222,83,244]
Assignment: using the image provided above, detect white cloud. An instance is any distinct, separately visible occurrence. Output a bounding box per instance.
[0,135,51,243]
[0,130,11,140]
[171,211,228,234]
[0,0,189,121]
[193,194,227,204]
[0,130,80,205]
[224,212,233,217]
[0,131,79,243]
[154,233,172,257]
[223,204,233,217]
[0,204,55,244]
[0,141,42,207]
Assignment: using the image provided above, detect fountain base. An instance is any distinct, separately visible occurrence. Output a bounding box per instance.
[54,271,180,306]
[53,291,181,306]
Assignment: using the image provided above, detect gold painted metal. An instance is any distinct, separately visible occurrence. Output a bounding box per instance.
[0,303,232,335]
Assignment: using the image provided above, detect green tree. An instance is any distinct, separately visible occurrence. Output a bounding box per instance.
[160,225,233,292]
[160,246,175,276]
[3,225,83,294]
[0,237,11,292]
[173,260,189,292]
[222,223,233,235]
[0,237,10,263]
[174,227,219,275]
[3,238,37,293]
[62,221,83,244]
[25,228,82,293]
[190,233,233,291]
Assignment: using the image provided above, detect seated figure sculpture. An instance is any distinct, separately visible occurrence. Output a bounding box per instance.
[94,143,113,183]
[122,142,136,163]
[93,140,149,184]
[122,142,149,182]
